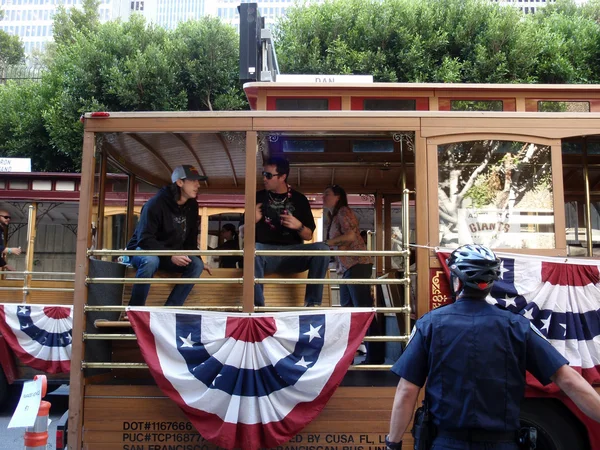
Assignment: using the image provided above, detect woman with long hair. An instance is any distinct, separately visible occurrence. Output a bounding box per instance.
[323,185,384,364]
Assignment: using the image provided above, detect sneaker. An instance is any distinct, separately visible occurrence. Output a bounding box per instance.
[356,344,367,355]
[118,311,129,322]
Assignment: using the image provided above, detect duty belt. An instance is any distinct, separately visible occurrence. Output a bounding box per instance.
[437,429,518,443]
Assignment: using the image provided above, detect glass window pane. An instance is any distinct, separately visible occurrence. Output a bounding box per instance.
[363,99,416,110]
[538,101,590,112]
[353,140,394,153]
[438,140,553,248]
[275,98,328,110]
[450,100,503,111]
[282,140,325,153]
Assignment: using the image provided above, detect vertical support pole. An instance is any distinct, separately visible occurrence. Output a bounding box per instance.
[200,207,209,263]
[375,192,384,277]
[243,131,257,313]
[68,130,97,450]
[96,150,108,249]
[22,203,37,303]
[384,197,392,272]
[126,174,136,241]
[583,138,593,257]
[402,189,411,335]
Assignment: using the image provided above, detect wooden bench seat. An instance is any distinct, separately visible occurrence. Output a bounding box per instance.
[122,268,331,308]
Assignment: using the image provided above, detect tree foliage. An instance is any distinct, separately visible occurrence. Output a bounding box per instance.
[0,6,245,171]
[4,0,600,171]
[275,0,600,83]
[52,0,100,46]
[0,5,24,70]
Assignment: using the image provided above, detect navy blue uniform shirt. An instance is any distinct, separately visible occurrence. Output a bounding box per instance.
[392,297,568,431]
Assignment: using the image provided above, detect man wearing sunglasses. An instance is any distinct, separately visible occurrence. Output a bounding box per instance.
[0,208,22,271]
[253,157,329,307]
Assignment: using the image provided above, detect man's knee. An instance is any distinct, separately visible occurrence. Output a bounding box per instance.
[136,256,160,276]
[188,256,204,277]
[313,242,330,251]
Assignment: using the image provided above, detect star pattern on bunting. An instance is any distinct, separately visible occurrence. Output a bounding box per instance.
[523,308,535,320]
[559,323,567,337]
[303,324,323,343]
[180,333,197,348]
[540,316,551,333]
[295,356,312,368]
[499,261,509,279]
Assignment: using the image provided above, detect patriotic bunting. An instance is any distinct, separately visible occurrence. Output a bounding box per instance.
[0,304,73,373]
[127,308,374,450]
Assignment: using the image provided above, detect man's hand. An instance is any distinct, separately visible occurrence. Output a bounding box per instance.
[11,247,22,256]
[171,255,191,267]
[280,213,302,231]
[255,203,263,223]
[203,266,213,276]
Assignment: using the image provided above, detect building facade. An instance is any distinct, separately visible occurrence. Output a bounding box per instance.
[0,0,132,54]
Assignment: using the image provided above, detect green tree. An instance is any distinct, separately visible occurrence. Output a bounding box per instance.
[173,19,246,111]
[275,0,600,84]
[42,15,245,169]
[0,81,71,171]
[52,0,100,46]
[0,5,24,70]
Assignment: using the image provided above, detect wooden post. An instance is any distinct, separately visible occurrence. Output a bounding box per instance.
[200,207,209,263]
[96,149,108,249]
[384,196,392,272]
[415,130,430,319]
[375,192,384,277]
[243,131,257,313]
[126,174,136,241]
[22,203,37,303]
[68,130,97,450]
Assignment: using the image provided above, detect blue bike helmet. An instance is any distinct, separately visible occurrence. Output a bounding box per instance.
[446,244,501,298]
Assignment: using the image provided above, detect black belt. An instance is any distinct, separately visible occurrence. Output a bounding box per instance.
[437,429,518,443]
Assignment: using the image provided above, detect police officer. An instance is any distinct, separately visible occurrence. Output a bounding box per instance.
[385,244,600,450]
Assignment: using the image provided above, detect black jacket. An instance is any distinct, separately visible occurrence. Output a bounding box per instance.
[127,185,199,251]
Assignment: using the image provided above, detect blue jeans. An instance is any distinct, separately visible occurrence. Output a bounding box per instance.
[254,242,330,307]
[129,254,204,307]
[431,437,518,450]
[340,263,385,364]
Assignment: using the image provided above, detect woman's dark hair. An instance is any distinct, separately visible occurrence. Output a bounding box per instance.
[222,223,238,240]
[325,184,349,239]
[168,182,182,201]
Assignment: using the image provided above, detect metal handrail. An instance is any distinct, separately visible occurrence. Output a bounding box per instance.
[256,278,409,285]
[80,361,393,371]
[84,305,411,313]
[83,333,410,342]
[85,277,408,285]
[87,249,408,257]
[86,305,244,312]
[3,271,75,276]
[86,277,243,284]
[0,287,75,292]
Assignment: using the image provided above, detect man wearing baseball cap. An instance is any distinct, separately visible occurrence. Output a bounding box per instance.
[125,165,210,311]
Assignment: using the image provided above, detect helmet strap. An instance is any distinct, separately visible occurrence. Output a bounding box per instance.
[450,274,462,302]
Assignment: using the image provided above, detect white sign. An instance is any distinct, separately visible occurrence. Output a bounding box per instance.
[8,377,42,428]
[0,158,31,173]
[276,74,373,84]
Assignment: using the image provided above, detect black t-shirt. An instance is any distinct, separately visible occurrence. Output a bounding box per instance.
[255,189,316,245]
[216,239,243,268]
[0,227,5,268]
